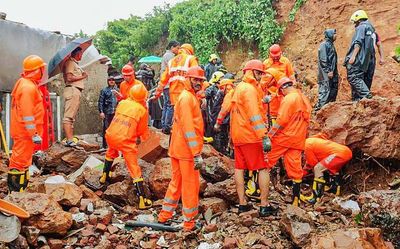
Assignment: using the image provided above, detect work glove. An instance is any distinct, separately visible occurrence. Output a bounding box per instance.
[262,95,272,104]
[262,136,271,152]
[194,155,204,170]
[214,123,221,132]
[32,134,42,144]
[136,137,141,145]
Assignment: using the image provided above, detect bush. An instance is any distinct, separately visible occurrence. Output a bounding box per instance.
[95,0,283,68]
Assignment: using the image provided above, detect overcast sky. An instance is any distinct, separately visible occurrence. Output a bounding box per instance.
[1,0,184,35]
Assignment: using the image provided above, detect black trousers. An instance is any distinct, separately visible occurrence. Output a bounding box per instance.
[102,113,114,148]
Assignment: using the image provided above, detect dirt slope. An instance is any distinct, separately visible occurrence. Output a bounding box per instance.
[276,0,400,101]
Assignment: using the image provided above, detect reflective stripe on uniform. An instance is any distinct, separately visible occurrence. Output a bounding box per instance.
[188,141,198,147]
[183,206,198,214]
[26,124,36,129]
[324,154,336,165]
[272,123,282,130]
[185,131,196,139]
[161,205,176,212]
[250,115,262,122]
[163,197,179,205]
[253,124,265,131]
[22,116,34,122]
[168,75,186,83]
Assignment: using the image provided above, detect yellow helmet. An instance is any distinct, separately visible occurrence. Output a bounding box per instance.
[209,53,219,62]
[350,10,368,23]
[210,71,224,84]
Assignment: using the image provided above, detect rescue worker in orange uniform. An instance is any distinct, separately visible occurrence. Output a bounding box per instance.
[260,68,285,125]
[152,44,199,123]
[263,44,296,84]
[301,134,352,203]
[99,84,152,210]
[118,64,145,101]
[229,59,273,217]
[266,77,312,207]
[158,66,205,231]
[8,55,46,193]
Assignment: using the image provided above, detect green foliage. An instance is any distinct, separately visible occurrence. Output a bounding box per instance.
[95,0,283,68]
[73,30,91,39]
[289,0,307,22]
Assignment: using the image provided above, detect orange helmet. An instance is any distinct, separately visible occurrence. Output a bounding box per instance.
[269,44,282,57]
[243,59,265,73]
[129,83,148,102]
[23,55,46,72]
[277,77,293,89]
[180,43,194,55]
[122,64,134,76]
[219,79,234,88]
[186,66,206,80]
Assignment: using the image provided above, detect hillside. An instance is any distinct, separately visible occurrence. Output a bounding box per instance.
[276,0,400,101]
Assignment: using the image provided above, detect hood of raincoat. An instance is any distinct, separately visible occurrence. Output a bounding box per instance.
[325,29,336,42]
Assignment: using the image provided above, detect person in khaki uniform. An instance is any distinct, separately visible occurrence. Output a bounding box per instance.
[62,47,88,147]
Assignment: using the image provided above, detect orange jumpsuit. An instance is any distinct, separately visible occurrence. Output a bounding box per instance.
[158,82,204,230]
[10,77,44,171]
[119,79,145,100]
[267,89,312,180]
[230,73,268,170]
[104,98,149,179]
[216,89,234,125]
[304,137,353,174]
[263,56,295,80]
[157,53,198,105]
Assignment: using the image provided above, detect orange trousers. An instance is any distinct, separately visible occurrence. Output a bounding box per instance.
[266,142,303,180]
[158,157,200,230]
[9,137,35,171]
[105,140,141,179]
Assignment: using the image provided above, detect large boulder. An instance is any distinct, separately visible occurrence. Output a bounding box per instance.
[5,192,72,235]
[149,158,208,199]
[280,205,313,247]
[200,197,228,214]
[103,180,136,206]
[307,228,390,249]
[204,178,238,204]
[35,142,74,169]
[44,178,83,207]
[310,97,400,160]
[201,156,234,183]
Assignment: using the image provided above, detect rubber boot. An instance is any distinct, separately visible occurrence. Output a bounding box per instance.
[99,159,113,184]
[133,178,153,210]
[245,171,261,200]
[300,178,325,204]
[8,169,28,193]
[327,174,341,196]
[292,180,302,207]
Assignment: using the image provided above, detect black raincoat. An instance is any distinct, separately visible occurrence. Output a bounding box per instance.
[316,29,338,110]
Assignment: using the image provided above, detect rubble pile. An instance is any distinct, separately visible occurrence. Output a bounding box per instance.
[0,130,398,249]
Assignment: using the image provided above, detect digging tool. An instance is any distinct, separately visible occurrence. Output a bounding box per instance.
[0,119,9,158]
[0,199,30,218]
[125,220,181,232]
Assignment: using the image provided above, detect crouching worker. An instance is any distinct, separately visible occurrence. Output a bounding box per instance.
[99,84,152,210]
[301,134,352,203]
[158,66,205,231]
[8,55,46,193]
[266,77,312,207]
